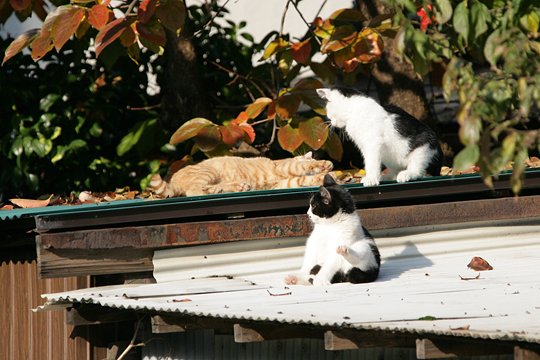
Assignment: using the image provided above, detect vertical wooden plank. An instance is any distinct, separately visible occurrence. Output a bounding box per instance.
[0,260,13,360]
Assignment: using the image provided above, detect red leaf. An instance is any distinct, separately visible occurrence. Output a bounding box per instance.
[275,94,301,119]
[156,0,186,33]
[467,256,493,271]
[245,97,272,119]
[353,28,384,64]
[219,124,244,147]
[239,123,256,143]
[135,21,165,47]
[169,117,214,145]
[320,26,357,53]
[1,204,14,211]
[88,4,110,30]
[9,0,30,11]
[52,6,86,51]
[2,28,38,65]
[417,5,433,32]
[31,31,54,61]
[195,125,221,152]
[298,116,328,150]
[232,111,249,124]
[291,38,312,64]
[95,17,130,57]
[138,0,157,24]
[277,124,303,153]
[30,5,66,61]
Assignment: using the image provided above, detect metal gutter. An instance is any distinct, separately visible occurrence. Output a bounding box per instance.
[28,169,540,233]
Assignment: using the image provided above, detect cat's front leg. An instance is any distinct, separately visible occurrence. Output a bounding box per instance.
[360,149,382,186]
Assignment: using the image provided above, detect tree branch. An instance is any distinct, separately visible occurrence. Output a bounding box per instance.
[192,0,233,38]
[289,0,322,45]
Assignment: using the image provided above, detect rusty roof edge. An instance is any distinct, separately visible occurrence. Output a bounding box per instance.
[31,170,540,233]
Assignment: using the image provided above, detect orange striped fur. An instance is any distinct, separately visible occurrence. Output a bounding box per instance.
[149,152,333,197]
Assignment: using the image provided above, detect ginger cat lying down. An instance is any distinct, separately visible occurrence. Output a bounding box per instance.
[149,152,333,197]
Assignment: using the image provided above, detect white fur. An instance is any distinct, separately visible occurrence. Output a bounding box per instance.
[285,206,378,286]
[317,88,436,186]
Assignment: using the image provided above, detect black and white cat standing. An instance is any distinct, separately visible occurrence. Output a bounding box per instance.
[317,87,443,187]
[284,174,380,286]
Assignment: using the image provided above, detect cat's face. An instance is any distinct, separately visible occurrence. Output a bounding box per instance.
[316,88,347,128]
[308,174,356,223]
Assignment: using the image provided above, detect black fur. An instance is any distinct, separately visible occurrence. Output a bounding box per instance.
[309,174,355,218]
[309,175,381,284]
[384,105,443,176]
[330,86,443,177]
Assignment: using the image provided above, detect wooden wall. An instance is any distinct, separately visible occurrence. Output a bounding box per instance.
[0,258,89,360]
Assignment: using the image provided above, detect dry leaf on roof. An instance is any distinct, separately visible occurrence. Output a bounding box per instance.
[467,256,493,271]
[450,325,470,331]
[9,194,53,209]
[1,204,14,211]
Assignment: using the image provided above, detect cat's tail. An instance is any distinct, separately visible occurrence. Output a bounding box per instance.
[148,174,179,198]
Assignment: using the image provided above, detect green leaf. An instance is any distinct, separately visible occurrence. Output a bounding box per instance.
[195,125,221,152]
[260,37,289,60]
[483,29,503,67]
[453,1,469,44]
[470,0,490,39]
[169,117,214,145]
[453,144,479,171]
[433,0,453,24]
[520,11,539,36]
[117,120,150,156]
[31,138,52,157]
[40,94,61,112]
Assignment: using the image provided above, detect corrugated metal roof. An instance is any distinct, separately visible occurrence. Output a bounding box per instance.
[4,169,540,227]
[39,218,540,344]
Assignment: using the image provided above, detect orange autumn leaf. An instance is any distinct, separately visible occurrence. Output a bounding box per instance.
[10,194,53,209]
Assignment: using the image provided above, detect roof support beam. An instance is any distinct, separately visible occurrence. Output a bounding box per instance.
[515,346,540,360]
[416,338,513,359]
[233,323,321,343]
[324,330,415,350]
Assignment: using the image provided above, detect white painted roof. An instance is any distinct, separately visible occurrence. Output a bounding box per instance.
[40,218,540,344]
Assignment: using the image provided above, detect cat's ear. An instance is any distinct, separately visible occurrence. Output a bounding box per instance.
[319,186,331,205]
[323,174,337,187]
[316,88,332,100]
[304,151,313,159]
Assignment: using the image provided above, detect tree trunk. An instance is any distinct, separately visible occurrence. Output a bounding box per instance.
[159,28,210,133]
[356,0,434,124]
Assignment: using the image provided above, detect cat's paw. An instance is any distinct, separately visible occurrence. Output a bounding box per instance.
[284,274,298,285]
[305,160,333,175]
[312,276,331,286]
[396,171,412,183]
[361,175,380,187]
[237,182,252,192]
[203,185,224,194]
[336,245,349,256]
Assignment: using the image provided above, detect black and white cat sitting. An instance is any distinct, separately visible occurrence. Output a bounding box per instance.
[317,87,443,187]
[284,174,380,286]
